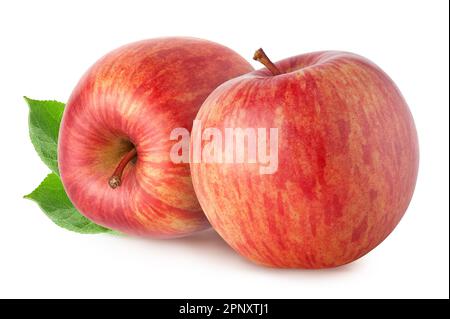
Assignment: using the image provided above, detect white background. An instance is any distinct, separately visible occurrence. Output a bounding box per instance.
[0,0,448,299]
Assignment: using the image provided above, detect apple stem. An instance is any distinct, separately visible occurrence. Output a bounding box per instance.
[108,148,137,189]
[253,48,282,76]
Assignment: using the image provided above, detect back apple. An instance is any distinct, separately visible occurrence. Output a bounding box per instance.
[190,49,419,268]
[58,37,254,237]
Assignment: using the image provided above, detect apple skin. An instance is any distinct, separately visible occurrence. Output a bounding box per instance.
[58,37,254,237]
[190,51,419,268]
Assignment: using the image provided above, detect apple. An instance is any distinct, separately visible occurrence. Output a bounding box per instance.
[190,49,419,268]
[58,37,254,237]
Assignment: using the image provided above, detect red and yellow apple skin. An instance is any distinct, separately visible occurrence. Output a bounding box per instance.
[190,51,419,268]
[58,37,254,237]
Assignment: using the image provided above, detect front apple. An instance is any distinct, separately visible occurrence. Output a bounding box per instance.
[58,37,254,237]
[190,49,419,268]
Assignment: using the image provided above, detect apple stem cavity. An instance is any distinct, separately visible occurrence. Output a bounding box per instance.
[108,148,137,189]
[253,48,282,76]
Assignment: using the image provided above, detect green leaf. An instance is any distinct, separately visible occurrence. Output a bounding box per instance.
[24,173,113,234]
[25,97,65,175]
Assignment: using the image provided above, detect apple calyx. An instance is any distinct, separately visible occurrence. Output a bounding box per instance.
[108,148,137,189]
[253,48,282,76]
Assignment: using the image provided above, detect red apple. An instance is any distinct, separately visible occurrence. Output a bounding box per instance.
[58,37,254,237]
[190,49,419,268]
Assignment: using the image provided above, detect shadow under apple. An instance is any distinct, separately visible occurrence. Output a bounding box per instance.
[108,228,366,275]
